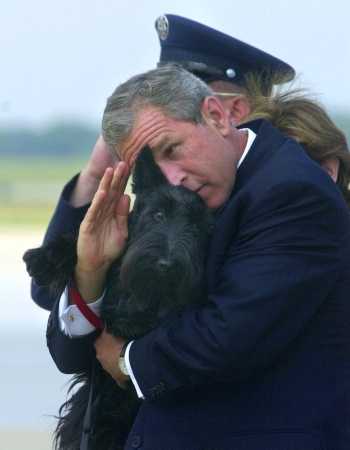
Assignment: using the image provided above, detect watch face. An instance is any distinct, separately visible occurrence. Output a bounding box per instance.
[118,357,129,376]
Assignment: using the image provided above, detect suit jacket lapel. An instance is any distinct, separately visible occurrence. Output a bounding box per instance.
[206,120,287,292]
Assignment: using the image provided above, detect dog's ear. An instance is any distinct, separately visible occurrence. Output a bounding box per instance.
[23,234,77,294]
[132,146,168,194]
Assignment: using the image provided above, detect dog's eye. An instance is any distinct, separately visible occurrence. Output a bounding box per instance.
[153,211,165,222]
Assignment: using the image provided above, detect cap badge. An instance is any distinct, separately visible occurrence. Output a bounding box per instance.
[226,68,236,79]
[155,15,169,41]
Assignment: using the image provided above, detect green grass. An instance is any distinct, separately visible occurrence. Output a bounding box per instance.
[0,157,136,229]
[0,158,86,228]
[0,156,86,182]
[0,203,55,228]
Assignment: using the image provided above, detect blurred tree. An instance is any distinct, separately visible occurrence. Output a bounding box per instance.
[0,121,99,157]
[0,115,349,158]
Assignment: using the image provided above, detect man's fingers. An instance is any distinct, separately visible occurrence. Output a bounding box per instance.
[110,162,130,195]
[116,194,131,217]
[102,162,130,215]
[115,195,131,240]
[82,189,106,230]
[83,168,113,228]
[99,166,114,193]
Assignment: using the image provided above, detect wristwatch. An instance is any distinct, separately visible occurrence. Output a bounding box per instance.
[118,341,130,377]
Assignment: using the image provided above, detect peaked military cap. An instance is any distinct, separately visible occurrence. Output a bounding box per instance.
[155,14,295,86]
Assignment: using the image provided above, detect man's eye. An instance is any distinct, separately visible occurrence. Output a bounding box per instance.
[164,145,179,158]
[164,147,174,157]
[153,211,165,222]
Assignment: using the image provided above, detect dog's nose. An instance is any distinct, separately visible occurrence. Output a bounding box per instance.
[157,258,172,273]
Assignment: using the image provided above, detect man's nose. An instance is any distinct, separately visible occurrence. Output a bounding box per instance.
[158,162,186,186]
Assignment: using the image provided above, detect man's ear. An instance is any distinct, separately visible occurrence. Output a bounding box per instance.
[321,157,339,183]
[201,96,231,136]
[221,96,251,126]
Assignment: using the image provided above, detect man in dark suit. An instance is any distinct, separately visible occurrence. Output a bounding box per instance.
[48,64,350,449]
[31,14,295,310]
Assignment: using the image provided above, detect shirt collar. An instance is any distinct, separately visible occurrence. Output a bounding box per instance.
[237,128,256,169]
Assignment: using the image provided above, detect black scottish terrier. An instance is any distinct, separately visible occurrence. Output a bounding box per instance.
[23,148,213,450]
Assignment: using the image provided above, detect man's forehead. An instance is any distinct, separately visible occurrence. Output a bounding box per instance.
[119,106,174,165]
[133,107,170,134]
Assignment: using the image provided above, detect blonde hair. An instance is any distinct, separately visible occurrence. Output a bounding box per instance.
[242,74,350,207]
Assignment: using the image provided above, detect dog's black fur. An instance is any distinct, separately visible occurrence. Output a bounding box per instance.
[23,148,213,450]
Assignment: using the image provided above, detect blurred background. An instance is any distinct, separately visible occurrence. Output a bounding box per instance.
[1,1,349,448]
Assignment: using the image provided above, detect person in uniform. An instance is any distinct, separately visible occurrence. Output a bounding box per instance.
[30,14,297,310]
[31,15,350,311]
[48,64,350,450]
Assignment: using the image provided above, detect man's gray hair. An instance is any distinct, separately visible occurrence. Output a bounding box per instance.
[102,64,213,150]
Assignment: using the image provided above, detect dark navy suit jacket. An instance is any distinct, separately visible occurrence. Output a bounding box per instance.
[41,120,350,449]
[31,173,89,310]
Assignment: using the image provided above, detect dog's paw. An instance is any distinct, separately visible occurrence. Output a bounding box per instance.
[23,247,54,285]
[23,235,77,286]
